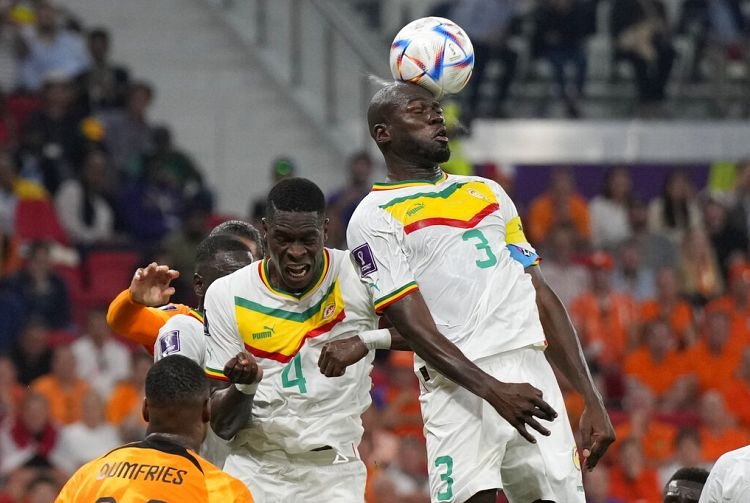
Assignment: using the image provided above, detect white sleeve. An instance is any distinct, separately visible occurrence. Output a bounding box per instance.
[347,206,418,315]
[699,455,728,502]
[203,279,243,382]
[486,179,540,267]
[154,314,207,367]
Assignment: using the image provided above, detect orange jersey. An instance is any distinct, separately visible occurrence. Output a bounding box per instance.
[623,346,688,396]
[721,379,750,429]
[639,299,694,343]
[31,376,89,425]
[607,465,661,503]
[56,437,253,503]
[107,289,192,347]
[685,341,742,392]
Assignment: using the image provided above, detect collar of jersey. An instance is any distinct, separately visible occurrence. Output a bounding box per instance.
[259,248,330,301]
[371,170,448,191]
[187,308,204,323]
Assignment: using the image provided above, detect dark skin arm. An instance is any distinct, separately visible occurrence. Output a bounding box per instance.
[209,352,263,441]
[318,328,411,377]
[528,265,615,470]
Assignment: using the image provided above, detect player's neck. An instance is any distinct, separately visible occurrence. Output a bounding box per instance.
[145,431,201,452]
[385,160,442,182]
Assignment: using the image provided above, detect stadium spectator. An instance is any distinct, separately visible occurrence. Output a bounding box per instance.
[697,390,750,461]
[663,466,709,503]
[381,351,423,439]
[686,308,742,392]
[678,228,724,303]
[0,356,25,424]
[30,345,89,425]
[0,393,60,476]
[159,200,209,303]
[610,0,676,114]
[539,225,589,309]
[54,149,115,247]
[0,150,47,235]
[705,196,748,281]
[23,475,59,503]
[706,260,750,344]
[658,427,710,489]
[49,390,120,475]
[71,307,131,398]
[623,319,691,402]
[612,238,656,301]
[97,81,154,174]
[451,0,518,120]
[327,150,374,248]
[728,158,750,236]
[700,444,750,502]
[590,167,634,250]
[628,198,679,271]
[720,346,750,429]
[248,156,296,230]
[571,251,638,367]
[583,465,624,503]
[615,382,679,465]
[106,351,151,442]
[75,27,129,113]
[648,171,704,245]
[382,436,430,502]
[8,318,52,385]
[640,266,696,347]
[22,77,84,193]
[3,240,71,329]
[532,0,594,118]
[527,167,591,245]
[608,437,662,503]
[17,1,90,92]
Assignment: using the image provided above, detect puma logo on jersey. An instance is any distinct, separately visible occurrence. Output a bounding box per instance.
[406,202,425,216]
[252,326,275,340]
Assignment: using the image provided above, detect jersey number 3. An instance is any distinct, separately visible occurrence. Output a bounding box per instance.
[281,353,307,393]
[462,229,497,269]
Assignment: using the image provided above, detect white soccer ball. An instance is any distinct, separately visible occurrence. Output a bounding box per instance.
[389,17,474,99]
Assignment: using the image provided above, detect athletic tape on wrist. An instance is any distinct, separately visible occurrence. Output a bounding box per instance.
[358,329,391,350]
[234,382,259,395]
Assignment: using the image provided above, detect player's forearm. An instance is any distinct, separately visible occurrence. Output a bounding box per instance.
[384,296,493,399]
[106,289,167,346]
[209,382,254,440]
[388,327,412,351]
[531,269,602,404]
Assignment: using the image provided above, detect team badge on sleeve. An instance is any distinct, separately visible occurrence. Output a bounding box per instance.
[352,243,377,277]
[160,330,181,356]
[506,243,540,268]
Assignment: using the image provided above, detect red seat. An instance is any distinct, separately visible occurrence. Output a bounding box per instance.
[82,250,141,305]
[14,199,69,245]
[47,329,77,348]
[206,213,239,230]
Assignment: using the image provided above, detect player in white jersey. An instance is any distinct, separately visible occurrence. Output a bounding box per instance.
[699,445,750,502]
[332,82,614,503]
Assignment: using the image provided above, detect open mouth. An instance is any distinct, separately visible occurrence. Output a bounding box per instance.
[434,128,449,143]
[285,263,311,281]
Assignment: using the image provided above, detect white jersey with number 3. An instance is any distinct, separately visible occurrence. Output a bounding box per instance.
[347,172,546,363]
[203,249,377,455]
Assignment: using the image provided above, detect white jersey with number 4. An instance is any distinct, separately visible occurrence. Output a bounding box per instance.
[347,172,546,363]
[203,248,377,455]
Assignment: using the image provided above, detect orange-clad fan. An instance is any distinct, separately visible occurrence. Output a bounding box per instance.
[607,437,661,503]
[721,347,750,429]
[685,309,743,393]
[639,266,696,346]
[526,167,591,245]
[614,383,677,464]
[30,346,89,425]
[697,390,750,461]
[623,320,689,398]
[706,260,750,347]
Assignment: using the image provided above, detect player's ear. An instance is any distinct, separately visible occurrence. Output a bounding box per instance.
[374,123,390,145]
[142,398,150,423]
[202,398,210,424]
[194,273,204,297]
[261,217,269,235]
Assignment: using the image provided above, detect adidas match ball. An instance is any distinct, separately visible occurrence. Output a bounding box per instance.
[389,17,474,99]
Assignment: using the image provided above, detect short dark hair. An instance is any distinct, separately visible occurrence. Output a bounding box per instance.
[664,467,709,502]
[195,234,251,266]
[146,355,208,407]
[266,177,325,220]
[209,219,263,255]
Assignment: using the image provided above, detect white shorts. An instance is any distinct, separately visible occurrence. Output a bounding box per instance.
[418,346,585,503]
[223,445,367,503]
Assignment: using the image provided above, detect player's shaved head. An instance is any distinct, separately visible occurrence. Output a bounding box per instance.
[367,81,429,136]
[209,220,264,258]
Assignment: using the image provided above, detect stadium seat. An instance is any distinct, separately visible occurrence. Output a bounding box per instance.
[47,329,78,348]
[206,213,238,229]
[14,199,69,245]
[81,250,141,305]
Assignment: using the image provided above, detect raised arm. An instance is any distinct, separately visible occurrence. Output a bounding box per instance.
[528,265,615,469]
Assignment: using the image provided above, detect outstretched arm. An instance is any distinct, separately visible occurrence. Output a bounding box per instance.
[528,265,615,470]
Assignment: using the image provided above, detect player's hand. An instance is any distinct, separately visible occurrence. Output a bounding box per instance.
[485,381,558,444]
[129,263,180,306]
[223,352,263,385]
[318,337,368,377]
[579,401,615,470]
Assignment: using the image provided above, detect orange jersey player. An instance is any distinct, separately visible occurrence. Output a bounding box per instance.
[56,355,253,503]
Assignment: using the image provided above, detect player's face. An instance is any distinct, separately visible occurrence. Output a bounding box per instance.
[194,250,254,298]
[264,210,327,292]
[385,85,450,165]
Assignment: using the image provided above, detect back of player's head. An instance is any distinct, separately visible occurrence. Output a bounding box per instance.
[145,355,209,408]
[195,234,252,267]
[266,177,325,221]
[209,219,264,257]
[664,467,709,503]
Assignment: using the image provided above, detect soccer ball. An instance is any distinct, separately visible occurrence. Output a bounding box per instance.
[389,17,474,99]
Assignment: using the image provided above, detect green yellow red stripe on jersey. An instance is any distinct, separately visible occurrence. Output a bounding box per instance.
[374,281,419,314]
[371,171,448,191]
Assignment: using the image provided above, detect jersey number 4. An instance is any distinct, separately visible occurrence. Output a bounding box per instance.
[281,353,307,393]
[462,229,497,269]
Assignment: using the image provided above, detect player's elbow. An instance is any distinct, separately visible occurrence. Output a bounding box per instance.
[210,415,241,441]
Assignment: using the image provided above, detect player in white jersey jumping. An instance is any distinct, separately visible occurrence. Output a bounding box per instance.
[333,81,615,503]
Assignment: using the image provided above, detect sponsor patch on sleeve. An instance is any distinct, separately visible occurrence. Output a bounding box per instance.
[352,243,378,277]
[159,330,181,356]
[506,243,540,268]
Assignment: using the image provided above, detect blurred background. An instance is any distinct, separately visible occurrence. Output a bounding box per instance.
[0,0,747,502]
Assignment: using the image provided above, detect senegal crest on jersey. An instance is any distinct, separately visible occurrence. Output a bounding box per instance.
[233,280,346,363]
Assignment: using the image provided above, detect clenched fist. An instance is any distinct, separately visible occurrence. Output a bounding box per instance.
[223,352,263,385]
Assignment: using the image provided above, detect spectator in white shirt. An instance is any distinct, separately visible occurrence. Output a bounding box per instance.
[699,445,750,502]
[71,307,131,399]
[589,166,633,250]
[50,390,121,475]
